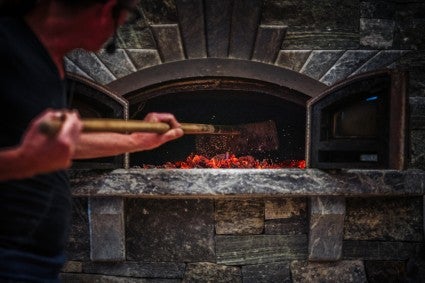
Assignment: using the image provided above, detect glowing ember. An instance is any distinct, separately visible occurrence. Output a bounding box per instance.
[143,153,306,169]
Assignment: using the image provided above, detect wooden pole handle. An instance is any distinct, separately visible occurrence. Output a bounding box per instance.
[38,118,239,136]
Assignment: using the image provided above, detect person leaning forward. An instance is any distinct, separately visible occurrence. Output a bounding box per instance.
[0,1,184,281]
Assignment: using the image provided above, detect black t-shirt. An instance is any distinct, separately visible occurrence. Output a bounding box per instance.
[0,16,71,266]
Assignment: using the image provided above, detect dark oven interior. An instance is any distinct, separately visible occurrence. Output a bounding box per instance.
[128,89,306,167]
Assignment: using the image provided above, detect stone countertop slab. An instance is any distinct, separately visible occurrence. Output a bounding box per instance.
[69,169,425,198]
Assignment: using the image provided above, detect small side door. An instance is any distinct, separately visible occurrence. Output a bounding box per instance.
[66,73,129,169]
[306,69,408,170]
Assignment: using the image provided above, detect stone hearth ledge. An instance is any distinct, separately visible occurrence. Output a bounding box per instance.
[69,168,425,197]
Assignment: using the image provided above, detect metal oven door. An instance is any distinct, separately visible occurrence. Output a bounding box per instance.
[306,69,409,169]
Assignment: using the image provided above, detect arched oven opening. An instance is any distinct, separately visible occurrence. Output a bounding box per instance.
[126,79,308,167]
[104,58,327,168]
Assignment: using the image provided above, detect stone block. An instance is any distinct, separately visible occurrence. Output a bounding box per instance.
[299,50,344,80]
[60,273,180,283]
[343,241,425,260]
[216,235,308,265]
[228,0,262,60]
[411,131,425,169]
[204,0,233,58]
[89,197,125,261]
[96,49,137,79]
[291,260,367,283]
[282,31,360,50]
[252,25,287,64]
[151,24,185,62]
[126,199,215,262]
[126,49,162,70]
[410,96,425,127]
[360,18,395,48]
[394,3,425,49]
[141,0,177,24]
[265,198,306,220]
[275,50,311,72]
[182,262,241,283]
[215,200,264,235]
[64,57,92,80]
[360,1,396,19]
[176,0,207,59]
[66,49,116,85]
[66,197,90,261]
[242,262,291,283]
[364,261,406,283]
[320,50,378,85]
[82,262,185,278]
[344,197,423,241]
[350,50,407,76]
[261,0,359,33]
[265,218,307,235]
[308,196,346,261]
[117,25,157,49]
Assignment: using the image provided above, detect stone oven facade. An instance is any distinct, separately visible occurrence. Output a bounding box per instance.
[62,0,425,282]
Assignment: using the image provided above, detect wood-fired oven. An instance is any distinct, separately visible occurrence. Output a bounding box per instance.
[67,58,408,170]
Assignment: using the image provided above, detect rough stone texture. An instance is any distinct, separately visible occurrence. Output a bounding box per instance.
[66,197,90,261]
[126,49,162,70]
[126,199,215,262]
[262,0,359,32]
[360,0,396,19]
[252,25,287,64]
[204,0,232,58]
[216,235,308,265]
[215,199,264,235]
[60,273,180,283]
[290,260,367,283]
[96,49,137,79]
[228,0,262,60]
[265,198,306,220]
[410,97,425,169]
[350,50,407,76]
[343,241,425,260]
[64,57,92,80]
[320,50,378,85]
[241,262,291,283]
[140,0,177,24]
[116,17,155,49]
[89,197,125,261]
[274,50,311,72]
[176,0,207,59]
[82,262,185,279]
[299,50,344,80]
[308,196,346,261]
[69,169,425,197]
[344,197,423,241]
[393,3,425,50]
[66,49,116,85]
[264,218,307,235]
[150,24,185,62]
[182,262,241,283]
[364,261,407,283]
[360,18,395,48]
[396,51,425,97]
[281,31,360,50]
[410,96,425,128]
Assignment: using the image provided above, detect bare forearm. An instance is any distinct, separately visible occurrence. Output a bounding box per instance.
[74,114,184,160]
[74,133,137,159]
